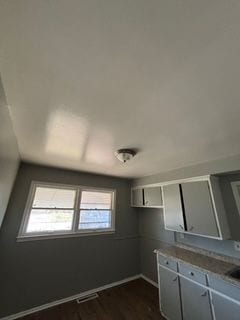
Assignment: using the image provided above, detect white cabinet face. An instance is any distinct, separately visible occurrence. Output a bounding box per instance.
[162,184,185,232]
[181,181,219,237]
[180,277,213,320]
[144,187,162,207]
[158,266,182,320]
[212,292,240,320]
[131,188,143,206]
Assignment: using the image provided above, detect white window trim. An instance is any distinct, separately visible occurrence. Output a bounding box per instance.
[17,181,116,242]
[231,181,240,218]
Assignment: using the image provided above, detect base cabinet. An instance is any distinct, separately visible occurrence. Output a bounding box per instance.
[212,293,240,320]
[180,277,212,320]
[158,266,182,320]
[157,253,240,320]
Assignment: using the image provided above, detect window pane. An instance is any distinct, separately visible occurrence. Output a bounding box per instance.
[78,210,111,230]
[80,191,112,209]
[26,209,74,233]
[33,187,76,208]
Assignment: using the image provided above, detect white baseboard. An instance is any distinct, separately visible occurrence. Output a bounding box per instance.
[1,275,141,320]
[140,274,159,288]
[1,274,158,320]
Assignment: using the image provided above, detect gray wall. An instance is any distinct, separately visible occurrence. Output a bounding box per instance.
[133,153,240,187]
[134,158,240,282]
[0,76,20,228]
[2,155,240,316]
[138,208,174,283]
[0,162,139,318]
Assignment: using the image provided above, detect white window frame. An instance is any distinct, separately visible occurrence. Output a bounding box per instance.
[17,181,116,242]
[231,181,240,218]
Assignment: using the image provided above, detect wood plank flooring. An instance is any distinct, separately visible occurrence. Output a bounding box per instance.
[19,279,165,320]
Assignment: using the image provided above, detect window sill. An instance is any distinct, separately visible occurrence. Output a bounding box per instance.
[17,230,115,242]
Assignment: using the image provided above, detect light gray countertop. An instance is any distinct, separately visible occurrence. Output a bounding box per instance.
[155,244,240,287]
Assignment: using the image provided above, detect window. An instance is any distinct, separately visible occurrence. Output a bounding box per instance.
[18,182,115,240]
[79,191,112,230]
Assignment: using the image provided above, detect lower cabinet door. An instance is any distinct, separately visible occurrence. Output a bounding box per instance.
[158,266,182,320]
[212,292,240,320]
[180,277,213,320]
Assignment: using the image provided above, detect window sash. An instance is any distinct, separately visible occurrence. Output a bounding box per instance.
[29,207,75,210]
[18,182,115,239]
[32,186,76,209]
[78,209,113,231]
[80,190,113,210]
[26,209,75,234]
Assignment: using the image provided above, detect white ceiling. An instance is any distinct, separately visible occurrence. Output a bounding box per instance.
[1,0,240,178]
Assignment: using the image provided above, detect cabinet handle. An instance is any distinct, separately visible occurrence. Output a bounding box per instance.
[189,271,194,276]
[201,291,207,297]
[179,225,184,230]
[165,261,169,265]
[173,277,178,282]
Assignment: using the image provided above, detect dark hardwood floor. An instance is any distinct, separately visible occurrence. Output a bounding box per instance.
[19,279,165,320]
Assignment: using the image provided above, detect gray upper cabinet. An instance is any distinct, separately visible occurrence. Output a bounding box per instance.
[143,187,162,207]
[132,175,230,239]
[158,266,182,320]
[162,184,185,232]
[161,176,230,239]
[181,181,219,237]
[131,186,162,207]
[211,292,240,320]
[131,188,143,206]
[180,277,213,320]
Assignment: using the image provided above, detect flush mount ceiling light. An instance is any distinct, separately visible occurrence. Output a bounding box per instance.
[115,148,137,163]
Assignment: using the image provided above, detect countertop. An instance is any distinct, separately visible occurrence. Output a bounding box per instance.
[155,244,240,287]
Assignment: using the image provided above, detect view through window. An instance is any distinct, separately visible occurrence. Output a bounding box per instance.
[19,183,115,239]
[79,191,112,230]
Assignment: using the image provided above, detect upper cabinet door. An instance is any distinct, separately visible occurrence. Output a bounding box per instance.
[162,184,185,232]
[181,181,219,237]
[131,188,143,207]
[144,187,162,207]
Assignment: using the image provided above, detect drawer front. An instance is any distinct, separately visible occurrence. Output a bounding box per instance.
[158,254,178,272]
[179,262,207,285]
[209,275,240,302]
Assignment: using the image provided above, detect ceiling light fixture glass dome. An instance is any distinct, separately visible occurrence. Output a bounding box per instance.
[115,149,137,163]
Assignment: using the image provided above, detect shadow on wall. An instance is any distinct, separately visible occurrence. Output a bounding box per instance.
[138,207,175,282]
[0,74,20,228]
